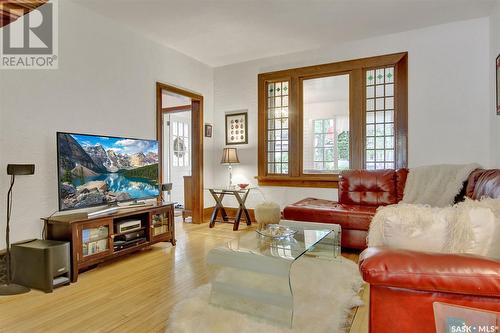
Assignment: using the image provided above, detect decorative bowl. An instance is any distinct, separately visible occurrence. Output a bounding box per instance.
[256,224,297,239]
[238,183,249,189]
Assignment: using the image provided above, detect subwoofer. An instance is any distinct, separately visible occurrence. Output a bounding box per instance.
[11,239,70,293]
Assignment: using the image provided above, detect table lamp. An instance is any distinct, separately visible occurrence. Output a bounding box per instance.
[0,164,35,296]
[220,148,240,188]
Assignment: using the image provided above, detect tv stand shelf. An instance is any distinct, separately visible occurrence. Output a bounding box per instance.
[41,202,175,282]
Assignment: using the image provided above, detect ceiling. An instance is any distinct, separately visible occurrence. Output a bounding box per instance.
[74,0,494,67]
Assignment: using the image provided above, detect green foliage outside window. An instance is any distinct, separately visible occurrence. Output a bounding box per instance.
[337,131,349,160]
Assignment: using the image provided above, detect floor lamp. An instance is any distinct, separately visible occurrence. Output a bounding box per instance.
[0,164,35,296]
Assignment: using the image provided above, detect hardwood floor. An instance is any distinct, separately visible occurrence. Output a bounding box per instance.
[0,219,369,333]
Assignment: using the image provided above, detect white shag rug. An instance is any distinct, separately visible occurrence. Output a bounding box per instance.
[166,257,363,333]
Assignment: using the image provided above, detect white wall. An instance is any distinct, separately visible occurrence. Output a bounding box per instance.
[213,17,492,209]
[491,1,500,166]
[0,0,215,248]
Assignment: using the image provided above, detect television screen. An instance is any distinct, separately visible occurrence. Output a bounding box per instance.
[57,132,159,211]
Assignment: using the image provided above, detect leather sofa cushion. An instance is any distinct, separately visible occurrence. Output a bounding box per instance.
[466,169,500,200]
[282,197,376,231]
[359,247,500,297]
[338,170,399,206]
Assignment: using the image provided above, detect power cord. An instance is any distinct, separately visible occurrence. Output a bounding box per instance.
[42,210,58,240]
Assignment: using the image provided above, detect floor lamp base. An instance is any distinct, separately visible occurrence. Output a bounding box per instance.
[0,283,30,295]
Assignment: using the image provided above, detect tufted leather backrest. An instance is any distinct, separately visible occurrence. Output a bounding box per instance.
[465,169,500,200]
[339,169,407,206]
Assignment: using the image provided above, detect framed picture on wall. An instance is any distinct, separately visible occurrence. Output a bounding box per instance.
[497,54,500,115]
[225,111,248,145]
[204,124,213,138]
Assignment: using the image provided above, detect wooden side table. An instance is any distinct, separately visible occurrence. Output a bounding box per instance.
[208,187,252,231]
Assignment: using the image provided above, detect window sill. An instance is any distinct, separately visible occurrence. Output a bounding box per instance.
[256,176,339,188]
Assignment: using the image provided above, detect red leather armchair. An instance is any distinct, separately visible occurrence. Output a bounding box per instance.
[359,248,500,333]
[283,169,408,249]
[359,169,500,333]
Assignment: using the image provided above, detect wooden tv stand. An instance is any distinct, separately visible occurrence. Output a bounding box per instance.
[41,202,175,282]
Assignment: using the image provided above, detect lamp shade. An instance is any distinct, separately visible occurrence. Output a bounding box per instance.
[221,148,240,164]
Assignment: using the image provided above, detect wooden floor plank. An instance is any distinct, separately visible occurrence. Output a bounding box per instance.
[0,219,369,333]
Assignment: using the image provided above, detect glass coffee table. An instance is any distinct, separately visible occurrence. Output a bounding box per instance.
[207,220,341,327]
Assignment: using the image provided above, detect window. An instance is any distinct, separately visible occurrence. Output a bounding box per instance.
[365,67,395,170]
[308,119,349,172]
[172,120,189,167]
[303,74,350,174]
[258,52,408,187]
[267,81,289,174]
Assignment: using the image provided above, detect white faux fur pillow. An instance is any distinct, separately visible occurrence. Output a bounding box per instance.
[446,202,495,256]
[452,198,500,259]
[367,204,454,252]
[367,199,499,257]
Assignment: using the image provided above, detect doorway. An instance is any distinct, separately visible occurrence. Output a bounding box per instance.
[156,83,203,224]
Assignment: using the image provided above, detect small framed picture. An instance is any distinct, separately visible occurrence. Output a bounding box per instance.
[225,111,248,145]
[496,54,500,115]
[204,124,213,138]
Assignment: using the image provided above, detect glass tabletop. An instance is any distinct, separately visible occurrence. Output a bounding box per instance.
[224,228,332,261]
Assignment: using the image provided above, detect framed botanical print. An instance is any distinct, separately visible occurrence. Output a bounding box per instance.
[225,112,248,145]
[497,54,500,115]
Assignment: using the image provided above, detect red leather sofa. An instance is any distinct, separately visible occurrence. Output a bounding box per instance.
[359,169,500,333]
[283,169,408,249]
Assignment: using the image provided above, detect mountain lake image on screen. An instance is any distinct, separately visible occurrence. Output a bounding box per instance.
[57,132,160,210]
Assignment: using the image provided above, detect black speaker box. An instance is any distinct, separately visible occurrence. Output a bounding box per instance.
[11,239,70,293]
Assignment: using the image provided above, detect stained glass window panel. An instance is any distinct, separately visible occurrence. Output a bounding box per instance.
[266,80,289,175]
[365,66,396,170]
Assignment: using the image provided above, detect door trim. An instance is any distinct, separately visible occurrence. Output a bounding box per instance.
[156,82,204,224]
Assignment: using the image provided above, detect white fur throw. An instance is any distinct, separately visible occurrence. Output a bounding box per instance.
[368,198,500,258]
[402,163,480,207]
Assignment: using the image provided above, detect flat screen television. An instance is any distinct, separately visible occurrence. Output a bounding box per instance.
[57,132,160,211]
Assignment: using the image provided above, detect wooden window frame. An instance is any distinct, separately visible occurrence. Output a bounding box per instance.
[257,52,408,188]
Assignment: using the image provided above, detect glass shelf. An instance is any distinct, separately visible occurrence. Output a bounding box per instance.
[151,212,169,237]
[82,226,109,257]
